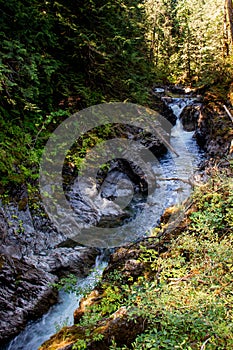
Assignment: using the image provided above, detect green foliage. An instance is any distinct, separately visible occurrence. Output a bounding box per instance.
[127,225,233,348]
[78,284,124,329]
[0,0,153,190]
[144,0,233,85]
[52,263,106,298]
[0,109,69,188]
[51,274,78,294]
[72,339,87,350]
[190,174,233,237]
[68,174,233,349]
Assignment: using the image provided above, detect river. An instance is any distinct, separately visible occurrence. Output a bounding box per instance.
[3,254,108,350]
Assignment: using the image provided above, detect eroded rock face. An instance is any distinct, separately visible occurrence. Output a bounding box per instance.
[23,247,99,277]
[180,104,201,131]
[39,307,146,350]
[0,253,58,344]
[74,289,101,323]
[194,102,233,157]
[0,198,67,258]
[0,195,99,344]
[67,153,159,232]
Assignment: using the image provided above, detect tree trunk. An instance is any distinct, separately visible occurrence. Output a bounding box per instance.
[224,1,230,56]
[225,0,233,47]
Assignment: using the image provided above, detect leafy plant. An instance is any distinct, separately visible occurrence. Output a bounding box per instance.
[72,172,233,349]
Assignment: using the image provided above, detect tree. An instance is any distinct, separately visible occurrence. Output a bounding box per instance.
[0,0,153,188]
[144,0,179,79]
[144,0,227,83]
[224,0,233,55]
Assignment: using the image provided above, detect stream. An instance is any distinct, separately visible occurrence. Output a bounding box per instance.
[3,96,204,350]
[4,254,108,350]
[159,97,204,208]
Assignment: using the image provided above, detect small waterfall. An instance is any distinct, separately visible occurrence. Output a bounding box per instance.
[157,97,204,208]
[4,253,107,350]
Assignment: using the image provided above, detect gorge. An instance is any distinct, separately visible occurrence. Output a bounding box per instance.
[2,91,207,350]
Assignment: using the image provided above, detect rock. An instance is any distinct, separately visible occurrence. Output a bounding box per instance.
[194,102,233,158]
[0,200,67,256]
[99,170,135,202]
[23,247,99,278]
[124,258,144,276]
[169,85,186,95]
[153,87,165,93]
[39,307,146,350]
[0,196,99,344]
[0,253,58,344]
[74,289,101,323]
[153,97,177,126]
[66,147,160,232]
[180,104,201,131]
[101,246,147,285]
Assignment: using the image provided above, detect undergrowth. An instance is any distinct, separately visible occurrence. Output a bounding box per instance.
[69,170,233,350]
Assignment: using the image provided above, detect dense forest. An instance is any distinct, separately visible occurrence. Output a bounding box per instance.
[0,0,152,189]
[1,0,233,190]
[0,1,233,349]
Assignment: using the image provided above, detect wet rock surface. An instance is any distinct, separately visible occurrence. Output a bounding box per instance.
[153,86,233,161]
[65,127,168,232]
[24,247,99,278]
[40,307,146,350]
[0,253,58,344]
[194,101,233,158]
[0,194,99,344]
[180,104,201,131]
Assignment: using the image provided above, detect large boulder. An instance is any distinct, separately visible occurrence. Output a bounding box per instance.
[194,102,233,157]
[0,195,99,344]
[39,307,146,350]
[0,253,58,344]
[180,104,201,131]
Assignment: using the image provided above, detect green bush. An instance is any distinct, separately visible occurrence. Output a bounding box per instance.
[74,173,233,350]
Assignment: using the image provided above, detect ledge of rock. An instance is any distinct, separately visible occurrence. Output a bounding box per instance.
[23,247,99,278]
[180,104,201,131]
[0,253,58,344]
[39,307,146,350]
[0,193,99,344]
[194,101,233,158]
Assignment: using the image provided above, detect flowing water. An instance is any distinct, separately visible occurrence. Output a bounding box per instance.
[102,96,204,244]
[4,254,107,350]
[158,97,204,208]
[3,97,204,350]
